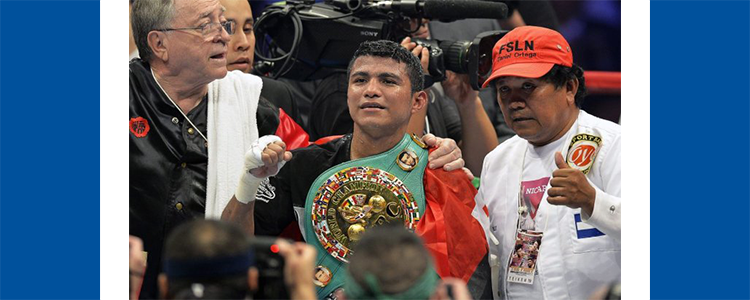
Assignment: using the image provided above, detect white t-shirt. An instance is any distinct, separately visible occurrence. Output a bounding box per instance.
[517,136,566,231]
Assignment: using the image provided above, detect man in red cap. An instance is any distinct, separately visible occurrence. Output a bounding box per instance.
[476,26,621,299]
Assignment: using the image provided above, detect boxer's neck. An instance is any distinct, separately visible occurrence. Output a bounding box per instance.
[349,128,405,160]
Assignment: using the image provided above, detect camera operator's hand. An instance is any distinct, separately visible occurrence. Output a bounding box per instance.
[440,71,498,175]
[408,18,431,39]
[276,239,317,300]
[401,37,429,73]
[442,71,479,106]
[129,235,146,300]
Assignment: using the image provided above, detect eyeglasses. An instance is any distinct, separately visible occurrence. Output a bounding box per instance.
[158,20,236,37]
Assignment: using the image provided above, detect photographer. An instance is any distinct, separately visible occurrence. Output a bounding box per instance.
[158,219,316,299]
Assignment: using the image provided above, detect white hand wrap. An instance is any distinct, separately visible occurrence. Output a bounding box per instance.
[235,135,287,204]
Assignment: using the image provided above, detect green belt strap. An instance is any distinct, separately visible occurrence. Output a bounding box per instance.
[303,134,429,298]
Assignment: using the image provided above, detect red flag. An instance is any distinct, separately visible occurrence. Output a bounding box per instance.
[275,108,310,150]
[416,165,489,283]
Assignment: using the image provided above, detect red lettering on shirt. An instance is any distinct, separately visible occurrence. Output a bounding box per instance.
[521,177,550,219]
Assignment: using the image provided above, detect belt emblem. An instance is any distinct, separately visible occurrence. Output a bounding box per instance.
[311,166,419,263]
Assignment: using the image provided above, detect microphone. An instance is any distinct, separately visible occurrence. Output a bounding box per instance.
[423,0,508,21]
[372,0,508,21]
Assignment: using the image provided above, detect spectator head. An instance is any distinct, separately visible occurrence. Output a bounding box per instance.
[221,0,256,73]
[132,0,230,82]
[483,26,587,146]
[158,220,258,299]
[344,225,439,300]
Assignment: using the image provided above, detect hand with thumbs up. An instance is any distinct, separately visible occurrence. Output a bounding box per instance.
[547,151,597,216]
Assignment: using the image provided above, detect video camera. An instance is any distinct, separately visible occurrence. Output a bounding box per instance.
[254,0,509,90]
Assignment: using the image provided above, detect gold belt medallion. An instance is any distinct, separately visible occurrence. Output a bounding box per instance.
[311,166,419,263]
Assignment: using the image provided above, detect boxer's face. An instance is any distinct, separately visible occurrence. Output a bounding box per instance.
[222,0,255,73]
[347,56,424,137]
[495,76,577,146]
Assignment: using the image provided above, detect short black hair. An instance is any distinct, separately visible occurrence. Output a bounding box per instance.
[348,225,430,295]
[346,40,424,94]
[539,64,588,108]
[163,220,252,299]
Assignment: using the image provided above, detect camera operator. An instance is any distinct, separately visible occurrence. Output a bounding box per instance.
[425,0,561,150]
[158,219,316,300]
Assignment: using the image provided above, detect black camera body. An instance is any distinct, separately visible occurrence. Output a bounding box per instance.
[255,1,392,81]
[250,237,289,300]
[254,0,508,90]
[412,29,507,89]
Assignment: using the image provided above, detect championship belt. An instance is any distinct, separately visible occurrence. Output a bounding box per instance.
[304,134,429,298]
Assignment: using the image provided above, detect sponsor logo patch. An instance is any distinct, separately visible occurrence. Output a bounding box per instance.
[566,133,601,175]
[130,117,150,138]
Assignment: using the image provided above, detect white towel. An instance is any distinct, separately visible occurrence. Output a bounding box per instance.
[204,71,262,219]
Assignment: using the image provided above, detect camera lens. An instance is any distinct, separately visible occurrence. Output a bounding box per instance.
[439,40,472,74]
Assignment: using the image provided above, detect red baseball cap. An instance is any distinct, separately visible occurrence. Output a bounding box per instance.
[482,26,573,88]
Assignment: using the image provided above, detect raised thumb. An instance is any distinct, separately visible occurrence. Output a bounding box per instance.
[555,151,570,169]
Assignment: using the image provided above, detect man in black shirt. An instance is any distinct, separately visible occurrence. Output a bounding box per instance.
[130,0,310,298]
